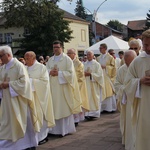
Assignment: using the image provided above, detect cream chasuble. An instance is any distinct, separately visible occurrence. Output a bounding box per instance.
[26,61,55,129]
[124,51,150,150]
[97,53,116,98]
[115,64,133,150]
[84,60,104,112]
[73,57,90,111]
[46,53,82,120]
[0,58,37,142]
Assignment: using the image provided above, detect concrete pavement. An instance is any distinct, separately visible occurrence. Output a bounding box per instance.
[37,111,125,150]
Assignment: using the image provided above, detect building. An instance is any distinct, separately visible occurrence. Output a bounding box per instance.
[0,10,89,57]
[127,19,146,38]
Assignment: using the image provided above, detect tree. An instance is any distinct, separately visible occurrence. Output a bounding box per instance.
[107,20,123,32]
[1,0,73,56]
[74,0,86,19]
[145,9,150,29]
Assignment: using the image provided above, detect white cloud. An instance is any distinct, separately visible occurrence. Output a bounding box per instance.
[58,0,149,25]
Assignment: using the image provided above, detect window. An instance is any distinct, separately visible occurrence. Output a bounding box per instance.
[81,29,86,42]
[0,34,3,43]
[4,33,12,43]
[24,28,30,35]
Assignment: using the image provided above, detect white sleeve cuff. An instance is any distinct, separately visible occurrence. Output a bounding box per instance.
[135,80,141,98]
[58,71,67,84]
[30,78,35,91]
[0,89,2,98]
[9,85,19,97]
[121,92,127,105]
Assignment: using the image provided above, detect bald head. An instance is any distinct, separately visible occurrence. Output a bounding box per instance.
[24,51,36,66]
[67,48,76,60]
[124,50,137,67]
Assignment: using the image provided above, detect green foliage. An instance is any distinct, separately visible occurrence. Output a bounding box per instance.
[1,0,73,56]
[146,9,150,29]
[107,20,123,32]
[74,0,86,19]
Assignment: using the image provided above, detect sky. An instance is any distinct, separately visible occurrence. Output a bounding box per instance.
[58,0,150,25]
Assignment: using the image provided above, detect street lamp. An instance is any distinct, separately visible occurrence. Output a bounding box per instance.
[92,0,107,42]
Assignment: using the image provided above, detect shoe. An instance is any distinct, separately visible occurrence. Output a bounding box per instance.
[38,137,48,145]
[24,147,36,150]
[75,122,78,127]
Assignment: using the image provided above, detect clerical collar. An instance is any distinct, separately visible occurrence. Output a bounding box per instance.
[54,53,62,61]
[27,60,37,71]
[5,58,14,70]
[101,53,107,58]
[145,52,150,57]
[140,51,150,57]
[87,59,93,64]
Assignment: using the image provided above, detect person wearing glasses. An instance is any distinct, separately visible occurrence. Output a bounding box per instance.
[0,45,38,150]
[124,29,150,150]
[128,39,141,56]
[46,40,82,136]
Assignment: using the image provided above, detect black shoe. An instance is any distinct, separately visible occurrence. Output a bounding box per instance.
[75,122,78,127]
[38,137,48,145]
[24,147,36,150]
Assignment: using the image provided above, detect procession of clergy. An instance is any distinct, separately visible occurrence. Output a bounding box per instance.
[0,29,150,150]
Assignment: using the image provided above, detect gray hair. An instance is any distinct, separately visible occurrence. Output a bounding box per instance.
[128,39,140,47]
[86,50,94,55]
[0,45,13,57]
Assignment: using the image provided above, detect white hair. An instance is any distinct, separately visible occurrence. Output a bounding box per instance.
[0,45,13,57]
[86,50,94,55]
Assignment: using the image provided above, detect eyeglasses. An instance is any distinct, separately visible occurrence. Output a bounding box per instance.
[0,53,5,58]
[53,46,61,49]
[110,53,115,55]
[67,53,75,55]
[129,47,138,50]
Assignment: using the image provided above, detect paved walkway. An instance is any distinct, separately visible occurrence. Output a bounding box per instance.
[37,111,125,150]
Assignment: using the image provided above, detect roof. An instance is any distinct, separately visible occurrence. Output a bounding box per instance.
[61,9,88,23]
[127,19,146,30]
[85,35,129,54]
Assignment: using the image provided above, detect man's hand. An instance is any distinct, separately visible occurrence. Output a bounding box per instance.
[0,82,9,89]
[50,69,58,76]
[140,76,150,86]
[101,65,106,69]
[84,72,91,77]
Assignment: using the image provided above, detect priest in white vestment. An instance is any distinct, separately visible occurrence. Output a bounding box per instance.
[124,29,150,150]
[0,46,38,150]
[46,40,82,136]
[97,43,117,112]
[67,48,89,125]
[84,50,104,119]
[24,51,55,144]
[114,50,137,150]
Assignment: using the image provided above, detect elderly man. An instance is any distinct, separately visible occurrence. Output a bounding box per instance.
[84,50,104,119]
[124,29,150,150]
[67,48,89,125]
[129,39,141,56]
[0,46,38,150]
[24,51,55,144]
[97,43,117,112]
[46,40,82,136]
[115,50,137,150]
